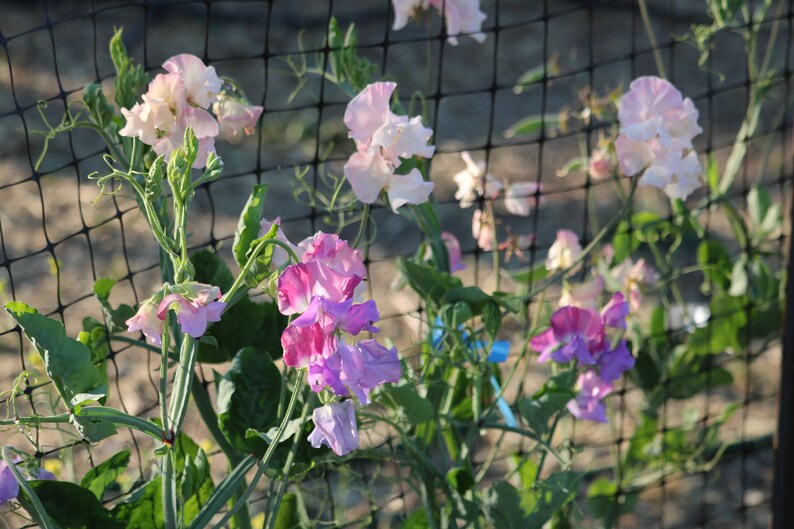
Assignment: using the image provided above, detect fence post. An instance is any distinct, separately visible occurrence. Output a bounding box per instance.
[772,188,794,528]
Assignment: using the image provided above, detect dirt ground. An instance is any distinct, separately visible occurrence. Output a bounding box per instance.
[0,0,790,527]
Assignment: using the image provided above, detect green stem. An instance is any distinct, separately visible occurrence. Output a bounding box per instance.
[351,203,370,248]
[2,446,56,529]
[160,312,171,436]
[637,0,667,78]
[75,407,164,441]
[0,414,71,427]
[167,336,198,438]
[162,450,178,529]
[264,395,313,529]
[222,239,300,306]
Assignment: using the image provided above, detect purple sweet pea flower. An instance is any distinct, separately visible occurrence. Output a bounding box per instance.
[530,306,602,365]
[596,340,635,382]
[0,461,19,505]
[125,301,164,346]
[291,297,380,336]
[567,370,612,423]
[30,467,56,481]
[601,292,629,330]
[308,401,360,456]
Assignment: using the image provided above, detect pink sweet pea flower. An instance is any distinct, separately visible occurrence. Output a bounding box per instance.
[0,461,19,505]
[119,73,187,143]
[588,148,612,180]
[343,82,435,210]
[471,209,495,251]
[281,322,337,369]
[162,54,222,109]
[611,257,658,311]
[126,301,164,346]
[153,106,219,169]
[504,181,542,217]
[259,217,299,269]
[559,276,605,309]
[157,283,225,339]
[299,232,367,279]
[119,102,158,145]
[308,401,360,456]
[615,76,703,199]
[530,306,602,365]
[276,261,362,316]
[428,0,487,45]
[453,151,502,208]
[214,96,263,141]
[545,230,582,272]
[567,370,612,423]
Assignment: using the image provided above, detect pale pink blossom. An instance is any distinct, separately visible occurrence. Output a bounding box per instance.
[588,148,612,180]
[157,283,225,339]
[343,82,435,210]
[259,217,299,269]
[559,276,605,309]
[545,229,582,272]
[428,0,487,45]
[125,301,164,346]
[142,73,187,134]
[504,181,542,216]
[119,102,158,145]
[615,76,703,199]
[453,151,502,208]
[471,209,495,251]
[162,54,222,109]
[214,97,263,141]
[611,258,658,311]
[152,106,219,168]
[391,0,427,30]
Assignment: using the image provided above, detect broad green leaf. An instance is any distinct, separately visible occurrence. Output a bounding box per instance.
[109,28,148,111]
[705,153,720,193]
[524,471,581,527]
[510,263,548,285]
[484,481,530,529]
[111,478,163,529]
[5,301,107,409]
[217,347,282,456]
[397,259,463,308]
[401,509,432,529]
[586,478,638,525]
[664,346,733,400]
[518,390,572,436]
[233,184,269,270]
[446,467,474,493]
[145,156,165,201]
[83,82,116,130]
[191,250,234,292]
[747,187,770,228]
[18,480,125,529]
[93,279,135,332]
[696,240,731,294]
[384,384,433,425]
[80,449,130,500]
[728,255,748,296]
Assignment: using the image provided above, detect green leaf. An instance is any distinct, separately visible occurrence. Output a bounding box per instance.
[80,449,130,500]
[83,82,116,130]
[510,263,548,285]
[233,184,269,270]
[524,471,581,527]
[109,28,148,111]
[93,279,135,333]
[728,255,748,296]
[401,509,432,529]
[145,156,165,201]
[503,115,559,139]
[217,347,282,456]
[18,480,126,529]
[384,384,433,425]
[272,492,308,529]
[513,64,546,94]
[705,153,720,194]
[484,482,530,529]
[5,301,107,409]
[696,240,731,294]
[397,259,463,308]
[111,478,163,529]
[586,478,637,525]
[191,250,235,292]
[518,390,572,437]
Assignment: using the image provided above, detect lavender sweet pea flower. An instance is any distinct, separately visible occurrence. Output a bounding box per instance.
[567,370,612,423]
[308,401,360,456]
[0,461,19,505]
[530,306,602,365]
[601,292,629,330]
[126,301,164,346]
[291,297,380,336]
[597,340,636,382]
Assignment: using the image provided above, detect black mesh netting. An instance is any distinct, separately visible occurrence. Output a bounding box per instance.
[0,0,792,527]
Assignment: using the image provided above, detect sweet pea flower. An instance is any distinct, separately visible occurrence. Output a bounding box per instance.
[299,232,367,279]
[276,261,362,316]
[596,339,635,382]
[559,276,605,309]
[442,231,465,272]
[259,217,299,269]
[588,147,612,180]
[157,283,225,339]
[120,73,187,142]
[428,0,487,45]
[504,181,542,217]
[453,151,502,208]
[615,76,703,199]
[162,54,222,109]
[530,306,602,365]
[392,0,426,30]
[601,292,630,330]
[545,230,582,272]
[152,106,219,168]
[611,258,658,311]
[308,401,360,456]
[567,370,612,423]
[343,82,435,211]
[126,301,164,346]
[214,95,263,141]
[0,461,18,505]
[281,322,337,368]
[472,209,496,251]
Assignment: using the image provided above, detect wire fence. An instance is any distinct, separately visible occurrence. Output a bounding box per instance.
[0,0,791,527]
